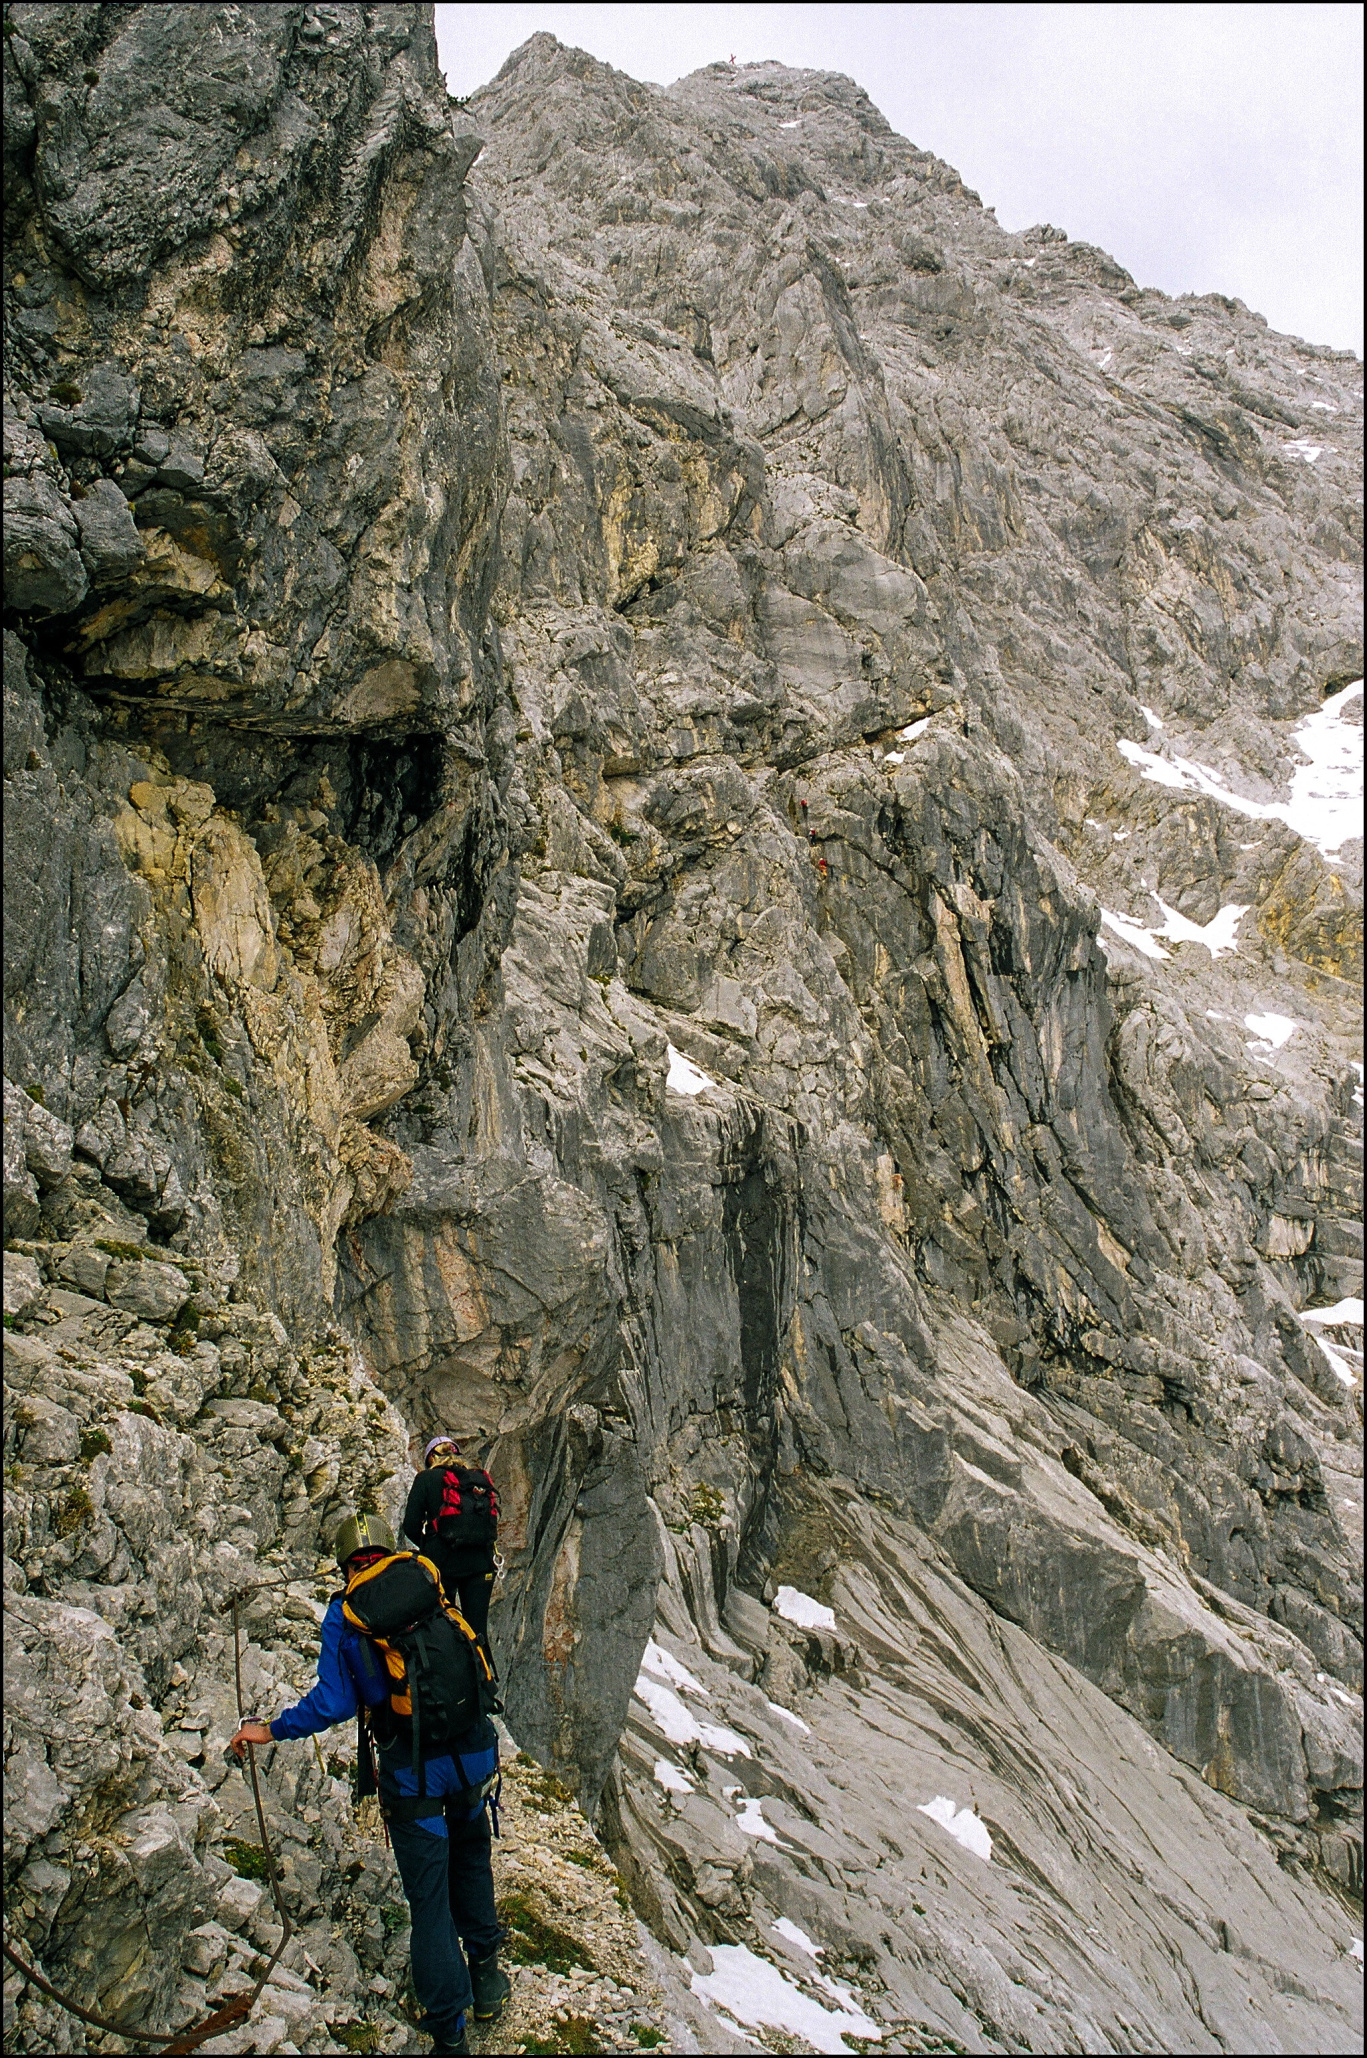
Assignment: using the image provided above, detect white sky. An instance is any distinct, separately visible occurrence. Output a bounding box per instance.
[434,2,1363,357]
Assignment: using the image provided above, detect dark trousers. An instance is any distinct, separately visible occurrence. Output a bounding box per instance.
[386,1807,500,2040]
[453,1567,494,1656]
[420,1543,496,1662]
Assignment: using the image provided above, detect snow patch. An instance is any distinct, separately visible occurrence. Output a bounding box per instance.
[1112,829,1130,841]
[1244,1013,1297,1049]
[766,1699,812,1734]
[641,1638,708,1696]
[691,1942,884,2053]
[1348,1937,1364,1963]
[1301,1299,1363,1328]
[667,1044,715,1096]
[778,119,801,129]
[898,716,932,741]
[773,1585,837,1631]
[916,1795,993,1861]
[1117,680,1362,861]
[1100,898,1247,962]
[1151,896,1248,957]
[1097,350,1113,371]
[1305,1332,1358,1389]
[633,1677,751,1756]
[1310,401,1337,413]
[815,1970,872,2014]
[735,1796,787,1845]
[1100,908,1170,960]
[1287,679,1363,858]
[1352,1061,1364,1109]
[1139,704,1164,728]
[832,196,870,208]
[1283,439,1323,462]
[772,1918,821,1958]
[882,750,905,765]
[1117,737,1190,788]
[653,1757,694,1794]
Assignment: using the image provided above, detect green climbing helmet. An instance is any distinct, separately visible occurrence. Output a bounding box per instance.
[333,1510,396,1568]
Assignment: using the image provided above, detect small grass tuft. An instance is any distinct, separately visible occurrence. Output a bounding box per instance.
[685,1482,727,1527]
[221,1838,269,1882]
[521,2019,601,2056]
[332,2025,382,2055]
[514,1754,577,1810]
[631,2028,666,2049]
[168,1304,201,1355]
[79,1427,112,1462]
[498,1893,598,1977]
[53,1484,95,1536]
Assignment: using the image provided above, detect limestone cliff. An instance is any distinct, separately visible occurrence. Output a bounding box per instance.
[3,9,1362,2054]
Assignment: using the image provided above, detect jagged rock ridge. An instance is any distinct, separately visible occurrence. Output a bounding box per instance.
[2,8,1362,2054]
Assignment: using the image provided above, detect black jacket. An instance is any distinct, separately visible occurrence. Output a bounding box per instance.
[402,1465,496,1582]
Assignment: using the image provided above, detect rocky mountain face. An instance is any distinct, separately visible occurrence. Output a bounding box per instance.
[3,8,1362,2053]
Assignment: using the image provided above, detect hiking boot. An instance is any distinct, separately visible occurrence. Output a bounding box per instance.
[427,2017,467,2056]
[468,1949,511,2020]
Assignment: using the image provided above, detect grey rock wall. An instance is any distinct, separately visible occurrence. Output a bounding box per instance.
[3,8,1362,2053]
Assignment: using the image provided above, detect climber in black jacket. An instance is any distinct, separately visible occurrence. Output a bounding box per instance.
[403,1437,499,1660]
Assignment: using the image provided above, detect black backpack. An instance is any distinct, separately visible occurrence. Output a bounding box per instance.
[343,1552,499,1782]
[433,1464,499,1551]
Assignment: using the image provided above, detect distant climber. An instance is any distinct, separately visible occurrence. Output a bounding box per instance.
[403,1436,500,1662]
[229,1511,511,2056]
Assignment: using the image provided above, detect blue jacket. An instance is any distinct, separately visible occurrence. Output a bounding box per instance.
[271,1595,497,1838]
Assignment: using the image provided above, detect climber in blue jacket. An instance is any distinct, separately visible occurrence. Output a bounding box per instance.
[230,1511,511,2054]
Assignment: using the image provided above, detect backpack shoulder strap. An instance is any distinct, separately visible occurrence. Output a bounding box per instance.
[439,1595,495,1682]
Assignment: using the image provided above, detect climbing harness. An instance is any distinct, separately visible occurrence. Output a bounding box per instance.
[1,1578,295,2054]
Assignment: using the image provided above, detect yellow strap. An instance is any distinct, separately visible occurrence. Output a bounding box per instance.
[340,1555,491,1680]
[341,1552,442,1630]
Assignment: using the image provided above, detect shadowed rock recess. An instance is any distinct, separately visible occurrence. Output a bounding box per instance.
[3,9,1363,2053]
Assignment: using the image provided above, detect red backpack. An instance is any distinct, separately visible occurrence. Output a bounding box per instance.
[434,1464,499,1551]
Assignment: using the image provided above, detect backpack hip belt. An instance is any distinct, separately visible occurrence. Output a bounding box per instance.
[380,1769,502,1828]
